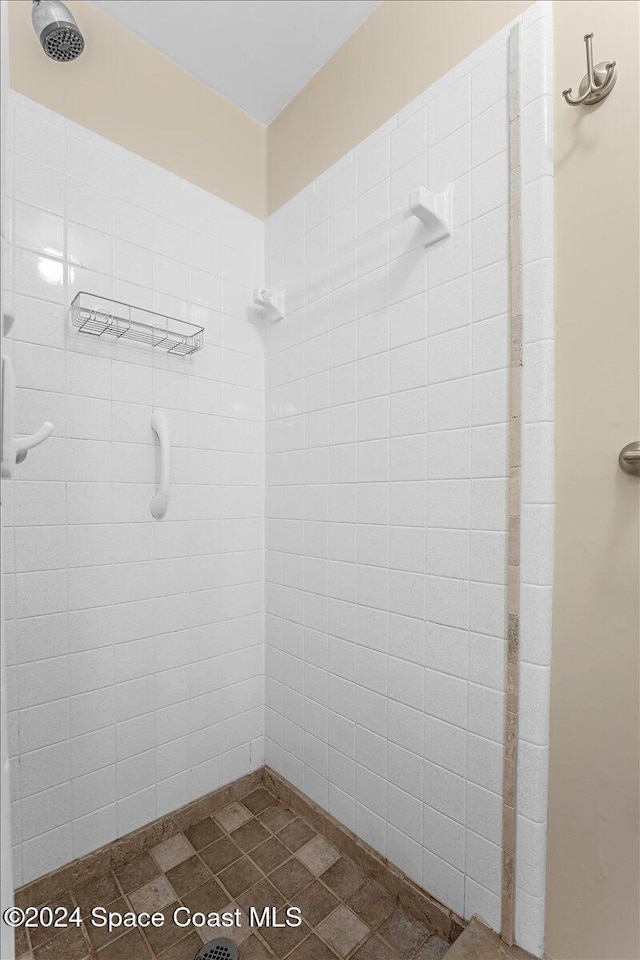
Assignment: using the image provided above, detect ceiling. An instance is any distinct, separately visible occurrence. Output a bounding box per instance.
[89,0,381,125]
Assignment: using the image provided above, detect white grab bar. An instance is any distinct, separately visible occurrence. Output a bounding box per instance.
[150,408,170,519]
[1,353,16,478]
[1,353,54,476]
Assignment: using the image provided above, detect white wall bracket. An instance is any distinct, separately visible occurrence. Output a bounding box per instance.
[409,185,452,247]
[15,421,54,464]
[252,288,284,323]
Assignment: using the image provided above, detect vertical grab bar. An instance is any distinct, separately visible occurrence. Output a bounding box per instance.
[150,408,170,519]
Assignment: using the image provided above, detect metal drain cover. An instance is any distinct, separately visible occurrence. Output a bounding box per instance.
[194,937,239,960]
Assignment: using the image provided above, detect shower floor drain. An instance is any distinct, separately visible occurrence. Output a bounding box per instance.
[194,938,239,960]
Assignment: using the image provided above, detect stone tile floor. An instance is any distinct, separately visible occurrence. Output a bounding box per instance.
[15,784,450,960]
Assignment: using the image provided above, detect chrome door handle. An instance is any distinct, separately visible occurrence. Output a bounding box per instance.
[619,441,640,476]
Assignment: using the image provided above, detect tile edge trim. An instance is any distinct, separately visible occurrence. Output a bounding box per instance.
[502,18,524,947]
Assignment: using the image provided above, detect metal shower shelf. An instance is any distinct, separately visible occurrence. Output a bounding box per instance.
[69,292,204,355]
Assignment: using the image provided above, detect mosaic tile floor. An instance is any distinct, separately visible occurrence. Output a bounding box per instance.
[15,784,450,960]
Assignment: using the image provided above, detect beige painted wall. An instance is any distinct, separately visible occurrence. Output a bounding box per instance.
[267,0,532,211]
[546,2,640,958]
[8,0,267,217]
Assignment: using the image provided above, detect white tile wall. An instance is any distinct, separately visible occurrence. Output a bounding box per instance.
[515,3,554,956]
[261,8,554,954]
[2,92,266,887]
[264,23,514,933]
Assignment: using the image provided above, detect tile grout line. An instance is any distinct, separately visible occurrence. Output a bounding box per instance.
[501,22,523,948]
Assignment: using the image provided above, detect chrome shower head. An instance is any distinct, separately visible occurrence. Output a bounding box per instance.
[32,0,84,62]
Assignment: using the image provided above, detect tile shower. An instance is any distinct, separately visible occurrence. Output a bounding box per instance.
[3,95,266,879]
[1,3,554,959]
[263,5,553,955]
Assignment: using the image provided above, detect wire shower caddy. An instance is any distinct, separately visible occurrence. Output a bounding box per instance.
[69,292,204,355]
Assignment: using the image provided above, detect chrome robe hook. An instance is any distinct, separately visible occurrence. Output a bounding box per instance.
[563,33,617,105]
